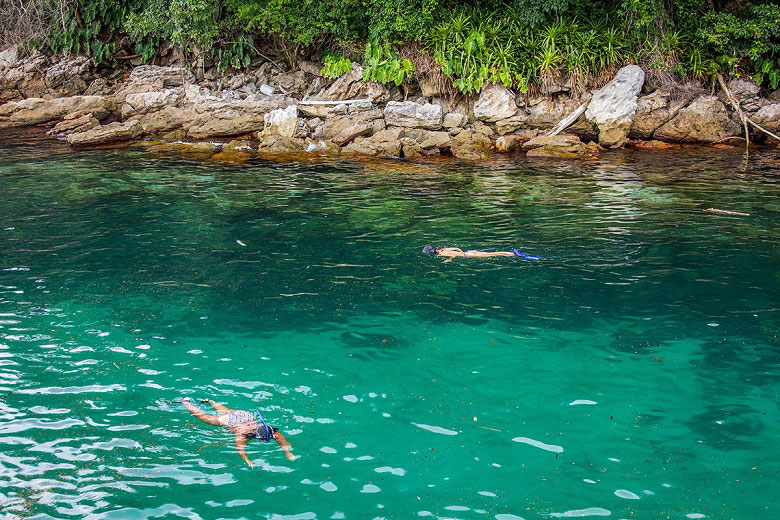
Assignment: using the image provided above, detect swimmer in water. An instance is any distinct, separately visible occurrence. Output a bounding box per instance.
[181,398,295,466]
[422,245,539,263]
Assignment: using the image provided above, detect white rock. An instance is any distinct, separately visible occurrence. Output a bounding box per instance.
[443,112,467,128]
[384,101,442,129]
[122,89,179,119]
[585,65,645,147]
[264,105,299,137]
[473,84,517,122]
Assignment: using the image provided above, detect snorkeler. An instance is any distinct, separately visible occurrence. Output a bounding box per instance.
[181,398,295,466]
[422,245,540,262]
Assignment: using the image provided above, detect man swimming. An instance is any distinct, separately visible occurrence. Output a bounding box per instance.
[422,245,540,262]
[181,398,295,466]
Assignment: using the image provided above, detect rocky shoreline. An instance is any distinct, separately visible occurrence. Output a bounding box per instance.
[2,45,779,163]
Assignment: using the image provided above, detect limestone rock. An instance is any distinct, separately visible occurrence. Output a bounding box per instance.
[473,84,518,122]
[654,96,741,143]
[522,134,598,159]
[223,140,253,152]
[0,96,112,129]
[585,65,645,147]
[314,63,389,102]
[185,96,294,138]
[720,78,763,113]
[298,104,330,118]
[314,110,384,140]
[332,118,375,146]
[496,114,530,135]
[47,114,100,136]
[472,121,494,138]
[66,120,142,146]
[0,46,19,69]
[122,89,179,119]
[343,128,404,158]
[85,78,113,96]
[495,131,539,153]
[258,135,307,154]
[305,139,341,156]
[44,56,91,97]
[271,70,309,95]
[443,112,467,129]
[525,97,581,128]
[405,129,451,149]
[0,52,49,101]
[751,103,780,133]
[450,129,493,160]
[146,141,217,158]
[119,66,195,95]
[264,105,298,137]
[136,106,188,134]
[630,91,686,139]
[384,101,442,129]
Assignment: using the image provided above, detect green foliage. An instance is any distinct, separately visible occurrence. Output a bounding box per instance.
[48,1,131,61]
[124,0,221,52]
[10,0,780,93]
[321,54,354,79]
[428,8,635,94]
[698,3,780,85]
[362,41,415,86]
[230,0,364,46]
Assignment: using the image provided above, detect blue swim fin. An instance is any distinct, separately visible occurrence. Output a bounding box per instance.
[513,249,541,260]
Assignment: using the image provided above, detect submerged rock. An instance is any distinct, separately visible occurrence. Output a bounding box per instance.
[258,135,307,154]
[473,84,518,122]
[522,134,599,159]
[586,65,645,147]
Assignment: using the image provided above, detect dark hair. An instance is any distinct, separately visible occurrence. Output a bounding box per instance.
[422,245,436,255]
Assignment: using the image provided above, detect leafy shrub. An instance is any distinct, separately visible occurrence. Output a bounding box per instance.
[698,3,780,87]
[363,41,415,86]
[321,54,354,79]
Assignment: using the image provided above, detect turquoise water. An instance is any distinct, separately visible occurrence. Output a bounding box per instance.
[1,132,779,519]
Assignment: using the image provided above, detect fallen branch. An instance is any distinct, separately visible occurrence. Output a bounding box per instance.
[297,99,370,105]
[717,73,780,143]
[717,73,750,150]
[705,208,750,216]
[547,101,589,137]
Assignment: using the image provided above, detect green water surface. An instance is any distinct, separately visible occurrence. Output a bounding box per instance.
[0,132,778,519]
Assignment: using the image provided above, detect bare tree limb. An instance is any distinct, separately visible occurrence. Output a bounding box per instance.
[546,101,589,137]
[717,72,780,143]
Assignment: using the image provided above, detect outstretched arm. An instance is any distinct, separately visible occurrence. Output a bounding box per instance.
[235,435,254,468]
[274,431,296,461]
